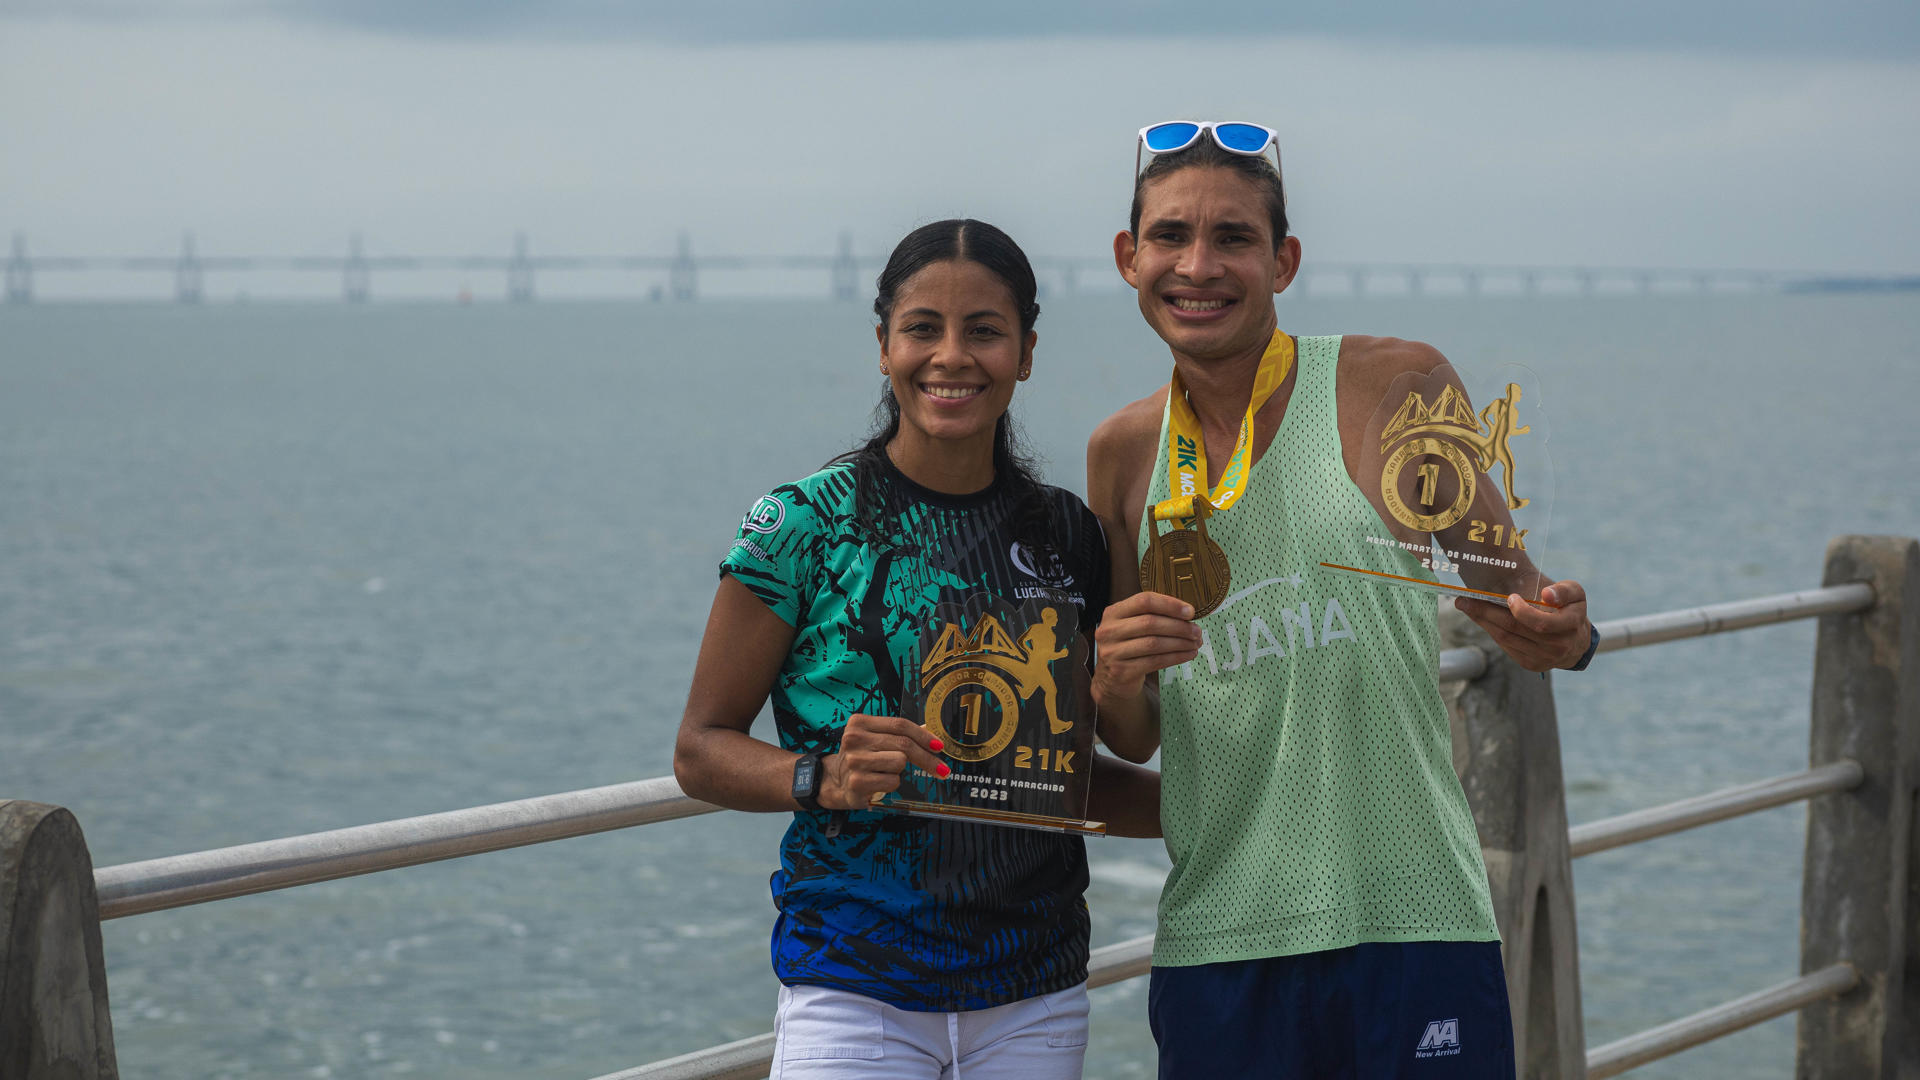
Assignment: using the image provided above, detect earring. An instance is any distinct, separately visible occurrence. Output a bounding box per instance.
[880,364,890,376]
[1018,367,1031,381]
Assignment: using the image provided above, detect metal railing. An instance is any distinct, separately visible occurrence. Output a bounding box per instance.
[1584,964,1860,1079]
[95,776,715,920]
[75,577,1888,1079]
[1567,760,1864,859]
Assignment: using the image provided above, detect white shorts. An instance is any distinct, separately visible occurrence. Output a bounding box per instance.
[769,981,1090,1080]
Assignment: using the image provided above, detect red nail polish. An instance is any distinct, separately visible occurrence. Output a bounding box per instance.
[937,764,951,778]
[929,738,944,751]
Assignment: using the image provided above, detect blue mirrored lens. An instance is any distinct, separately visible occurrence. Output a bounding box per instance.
[1214,123,1272,153]
[1143,123,1200,152]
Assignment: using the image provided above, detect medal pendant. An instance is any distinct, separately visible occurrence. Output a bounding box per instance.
[1138,511,1232,617]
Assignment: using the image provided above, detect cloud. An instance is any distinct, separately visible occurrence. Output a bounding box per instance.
[4,0,1918,60]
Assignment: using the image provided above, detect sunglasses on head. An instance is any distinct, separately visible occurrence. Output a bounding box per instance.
[1135,121,1284,190]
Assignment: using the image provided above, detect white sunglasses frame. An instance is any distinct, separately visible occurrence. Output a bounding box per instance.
[1134,121,1285,202]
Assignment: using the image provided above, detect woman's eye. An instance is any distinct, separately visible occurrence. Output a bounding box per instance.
[969,325,1004,338]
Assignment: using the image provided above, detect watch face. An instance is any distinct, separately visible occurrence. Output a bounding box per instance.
[794,755,818,795]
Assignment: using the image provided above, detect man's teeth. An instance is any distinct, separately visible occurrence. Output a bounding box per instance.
[1172,298,1228,311]
[924,386,982,399]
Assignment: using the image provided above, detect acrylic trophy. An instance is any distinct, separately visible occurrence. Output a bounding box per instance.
[877,593,1105,835]
[1320,362,1556,606]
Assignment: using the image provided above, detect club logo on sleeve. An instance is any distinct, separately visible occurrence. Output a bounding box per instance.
[742,495,786,534]
[1414,1018,1461,1058]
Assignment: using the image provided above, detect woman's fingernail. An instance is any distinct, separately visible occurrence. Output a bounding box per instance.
[937,764,951,778]
[929,738,944,752]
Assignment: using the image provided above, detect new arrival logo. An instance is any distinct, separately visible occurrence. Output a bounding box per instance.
[1414,1019,1462,1058]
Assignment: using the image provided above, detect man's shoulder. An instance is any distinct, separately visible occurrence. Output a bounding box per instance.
[1088,386,1169,460]
[1335,335,1452,400]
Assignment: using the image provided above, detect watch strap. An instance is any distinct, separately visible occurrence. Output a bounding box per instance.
[1567,623,1601,672]
[791,752,824,812]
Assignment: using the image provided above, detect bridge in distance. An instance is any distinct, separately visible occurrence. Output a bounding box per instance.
[7,231,1916,304]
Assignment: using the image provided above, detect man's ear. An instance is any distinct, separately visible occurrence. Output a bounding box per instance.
[1113,230,1140,290]
[1272,235,1303,295]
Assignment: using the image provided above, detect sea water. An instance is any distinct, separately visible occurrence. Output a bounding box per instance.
[3,293,1918,1078]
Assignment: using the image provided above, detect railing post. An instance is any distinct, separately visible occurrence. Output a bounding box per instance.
[1797,535,1919,1078]
[1442,608,1585,1079]
[0,800,120,1079]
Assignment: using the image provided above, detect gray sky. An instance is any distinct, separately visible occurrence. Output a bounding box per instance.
[4,4,1918,297]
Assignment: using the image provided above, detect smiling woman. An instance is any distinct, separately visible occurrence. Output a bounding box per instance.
[670,219,1162,1079]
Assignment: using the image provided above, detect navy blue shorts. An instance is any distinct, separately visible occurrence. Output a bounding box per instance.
[1148,941,1514,1080]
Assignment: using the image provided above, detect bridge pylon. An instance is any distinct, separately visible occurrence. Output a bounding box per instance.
[5,232,30,304]
[669,232,697,302]
[507,232,535,302]
[175,232,203,304]
[344,233,371,303]
[830,231,857,301]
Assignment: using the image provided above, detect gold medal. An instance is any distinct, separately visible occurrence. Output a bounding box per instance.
[1138,495,1232,617]
[1138,330,1295,617]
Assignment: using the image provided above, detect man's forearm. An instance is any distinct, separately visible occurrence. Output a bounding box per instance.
[1094,679,1162,763]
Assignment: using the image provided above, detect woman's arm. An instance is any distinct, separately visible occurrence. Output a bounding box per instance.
[673,576,949,812]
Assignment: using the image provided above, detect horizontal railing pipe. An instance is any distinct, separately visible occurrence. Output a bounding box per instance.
[1591,583,1873,653]
[1434,582,1872,683]
[1585,963,1858,1078]
[593,933,1161,1080]
[89,582,1880,921]
[94,777,716,920]
[1438,646,1485,682]
[1568,760,1865,858]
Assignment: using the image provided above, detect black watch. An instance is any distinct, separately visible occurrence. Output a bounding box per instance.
[791,752,825,812]
[1567,623,1601,672]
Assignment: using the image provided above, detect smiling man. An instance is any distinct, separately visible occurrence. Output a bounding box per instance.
[1085,125,1600,1079]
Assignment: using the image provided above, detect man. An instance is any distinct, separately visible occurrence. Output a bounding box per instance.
[1087,124,1598,1079]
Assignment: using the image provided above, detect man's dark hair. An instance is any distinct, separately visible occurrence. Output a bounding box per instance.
[1129,137,1289,251]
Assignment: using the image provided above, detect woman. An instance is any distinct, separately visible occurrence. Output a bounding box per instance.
[674,219,1157,1079]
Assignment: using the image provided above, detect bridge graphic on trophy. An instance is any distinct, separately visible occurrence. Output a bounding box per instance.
[1321,363,1558,607]
[879,594,1104,836]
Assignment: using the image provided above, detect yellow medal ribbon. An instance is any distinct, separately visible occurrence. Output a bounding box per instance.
[1153,329,1295,524]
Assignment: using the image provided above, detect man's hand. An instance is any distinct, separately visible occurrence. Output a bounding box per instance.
[1454,580,1591,672]
[819,714,949,810]
[1092,591,1204,705]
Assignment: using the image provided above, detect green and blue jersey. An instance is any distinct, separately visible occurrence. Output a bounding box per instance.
[720,457,1109,1011]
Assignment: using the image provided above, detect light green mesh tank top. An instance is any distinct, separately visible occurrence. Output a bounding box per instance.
[1141,334,1499,966]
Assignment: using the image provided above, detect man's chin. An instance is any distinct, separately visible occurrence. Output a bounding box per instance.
[1154,320,1258,360]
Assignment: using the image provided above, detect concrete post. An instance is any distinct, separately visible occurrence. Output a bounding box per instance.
[0,800,120,1079]
[1796,535,1919,1078]
[1442,608,1586,1080]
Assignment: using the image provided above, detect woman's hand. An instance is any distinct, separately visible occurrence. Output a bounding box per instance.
[820,714,950,811]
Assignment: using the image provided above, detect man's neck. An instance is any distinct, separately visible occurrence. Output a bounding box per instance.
[1171,326,1281,434]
